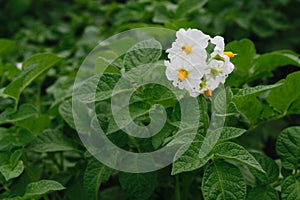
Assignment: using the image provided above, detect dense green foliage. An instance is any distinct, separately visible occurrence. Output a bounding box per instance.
[1,0,300,199]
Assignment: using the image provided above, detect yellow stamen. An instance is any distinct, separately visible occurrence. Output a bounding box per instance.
[178,68,188,81]
[181,45,192,54]
[224,51,236,58]
[204,89,212,97]
[200,81,207,90]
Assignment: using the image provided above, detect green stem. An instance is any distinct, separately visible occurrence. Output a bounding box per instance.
[199,96,208,134]
[129,136,141,153]
[60,152,64,171]
[36,83,41,111]
[175,175,181,200]
[3,184,11,192]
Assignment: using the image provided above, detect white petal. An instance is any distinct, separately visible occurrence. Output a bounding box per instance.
[211,36,224,52]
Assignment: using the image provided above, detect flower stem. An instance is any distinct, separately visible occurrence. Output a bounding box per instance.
[175,175,181,200]
[199,96,208,134]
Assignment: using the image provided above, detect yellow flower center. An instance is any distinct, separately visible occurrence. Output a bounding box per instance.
[181,45,192,54]
[178,68,188,81]
[224,51,236,58]
[210,67,222,77]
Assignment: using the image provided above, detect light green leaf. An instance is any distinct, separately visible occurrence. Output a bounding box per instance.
[83,158,113,200]
[3,53,62,101]
[59,99,75,129]
[281,176,300,200]
[24,180,65,199]
[0,104,38,125]
[225,39,256,87]
[172,134,212,175]
[247,186,279,200]
[249,152,279,185]
[233,84,282,98]
[15,114,50,134]
[27,129,77,152]
[252,50,300,77]
[233,84,281,124]
[214,142,264,173]
[0,160,24,181]
[119,172,157,200]
[123,38,162,71]
[74,73,122,103]
[276,126,300,170]
[202,160,246,200]
[267,71,300,114]
[217,127,246,143]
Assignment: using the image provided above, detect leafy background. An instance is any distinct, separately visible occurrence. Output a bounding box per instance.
[0,0,300,199]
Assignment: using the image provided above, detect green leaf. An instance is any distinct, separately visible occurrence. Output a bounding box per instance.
[281,176,300,200]
[83,158,113,200]
[213,142,264,173]
[217,127,246,143]
[27,129,77,152]
[0,104,38,125]
[59,99,75,129]
[3,53,62,101]
[123,38,162,71]
[0,160,24,181]
[267,71,300,114]
[247,186,279,200]
[276,126,300,170]
[172,134,212,175]
[233,84,282,98]
[225,39,256,87]
[74,73,122,103]
[233,84,281,124]
[119,172,157,200]
[23,180,65,199]
[252,50,300,78]
[15,114,50,134]
[202,160,246,200]
[249,152,279,185]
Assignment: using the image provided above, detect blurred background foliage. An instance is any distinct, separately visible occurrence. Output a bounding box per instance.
[0,0,300,199]
[1,0,299,59]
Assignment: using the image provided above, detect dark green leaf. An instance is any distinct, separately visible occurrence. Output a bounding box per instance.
[83,158,113,200]
[249,152,279,185]
[276,126,300,170]
[202,160,246,200]
[281,176,300,200]
[119,172,157,200]
[247,186,279,200]
[123,38,162,71]
[27,129,77,152]
[172,134,212,175]
[214,142,264,173]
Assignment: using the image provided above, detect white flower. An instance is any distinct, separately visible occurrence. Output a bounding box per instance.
[166,28,210,64]
[164,57,202,97]
[164,29,236,97]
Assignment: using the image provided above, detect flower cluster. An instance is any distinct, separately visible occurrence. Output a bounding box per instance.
[164,28,235,97]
